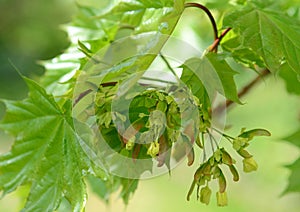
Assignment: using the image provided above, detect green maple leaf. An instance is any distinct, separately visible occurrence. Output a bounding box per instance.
[67,0,187,106]
[284,129,300,149]
[278,63,300,95]
[223,1,300,76]
[284,157,300,194]
[120,178,139,205]
[0,78,90,212]
[100,0,185,34]
[87,0,185,80]
[40,46,81,96]
[181,53,240,104]
[283,129,300,194]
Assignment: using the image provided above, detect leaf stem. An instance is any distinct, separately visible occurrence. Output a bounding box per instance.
[184,3,218,41]
[73,89,93,107]
[160,53,179,80]
[201,132,207,162]
[208,129,220,148]
[209,28,232,52]
[141,76,176,85]
[208,131,216,153]
[212,127,234,142]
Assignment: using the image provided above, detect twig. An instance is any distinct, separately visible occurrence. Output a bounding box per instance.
[73,89,93,107]
[214,69,271,113]
[209,129,220,148]
[201,132,207,162]
[208,131,216,153]
[141,76,176,84]
[101,82,118,87]
[209,28,232,52]
[73,81,118,107]
[212,127,234,142]
[184,3,218,41]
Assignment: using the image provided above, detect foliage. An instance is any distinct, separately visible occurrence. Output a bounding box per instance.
[283,129,300,194]
[0,0,299,211]
[0,0,74,100]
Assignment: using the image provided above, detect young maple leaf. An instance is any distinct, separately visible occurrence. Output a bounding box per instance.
[0,78,89,212]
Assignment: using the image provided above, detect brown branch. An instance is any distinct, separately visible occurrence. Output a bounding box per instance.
[73,89,93,107]
[214,69,271,113]
[209,27,232,52]
[101,82,118,87]
[73,81,118,107]
[184,3,218,41]
[184,3,232,53]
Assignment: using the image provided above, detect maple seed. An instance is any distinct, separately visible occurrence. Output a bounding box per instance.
[216,191,228,206]
[220,148,234,165]
[218,171,226,193]
[200,186,212,205]
[187,181,196,201]
[243,157,258,172]
[126,136,135,150]
[237,148,252,158]
[232,137,247,151]
[147,141,160,157]
[186,146,195,166]
[229,165,239,182]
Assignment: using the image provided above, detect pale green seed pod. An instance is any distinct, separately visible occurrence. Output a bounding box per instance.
[147,141,160,157]
[200,186,212,205]
[220,148,234,165]
[125,136,135,150]
[218,171,226,193]
[229,165,239,181]
[243,157,258,172]
[214,149,222,162]
[216,191,228,206]
[237,148,253,158]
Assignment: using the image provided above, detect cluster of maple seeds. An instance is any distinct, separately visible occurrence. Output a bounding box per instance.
[187,128,271,206]
[94,83,271,206]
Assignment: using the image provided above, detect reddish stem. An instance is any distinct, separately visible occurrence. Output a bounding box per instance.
[209,27,232,52]
[73,82,117,107]
[184,2,218,41]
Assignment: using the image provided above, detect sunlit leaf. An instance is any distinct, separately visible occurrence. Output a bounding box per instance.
[181,53,240,103]
[284,157,300,194]
[279,63,300,95]
[99,0,185,34]
[223,2,300,76]
[0,78,89,211]
[120,178,139,204]
[283,129,300,149]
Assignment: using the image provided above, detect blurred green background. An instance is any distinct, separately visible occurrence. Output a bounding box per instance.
[0,0,299,211]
